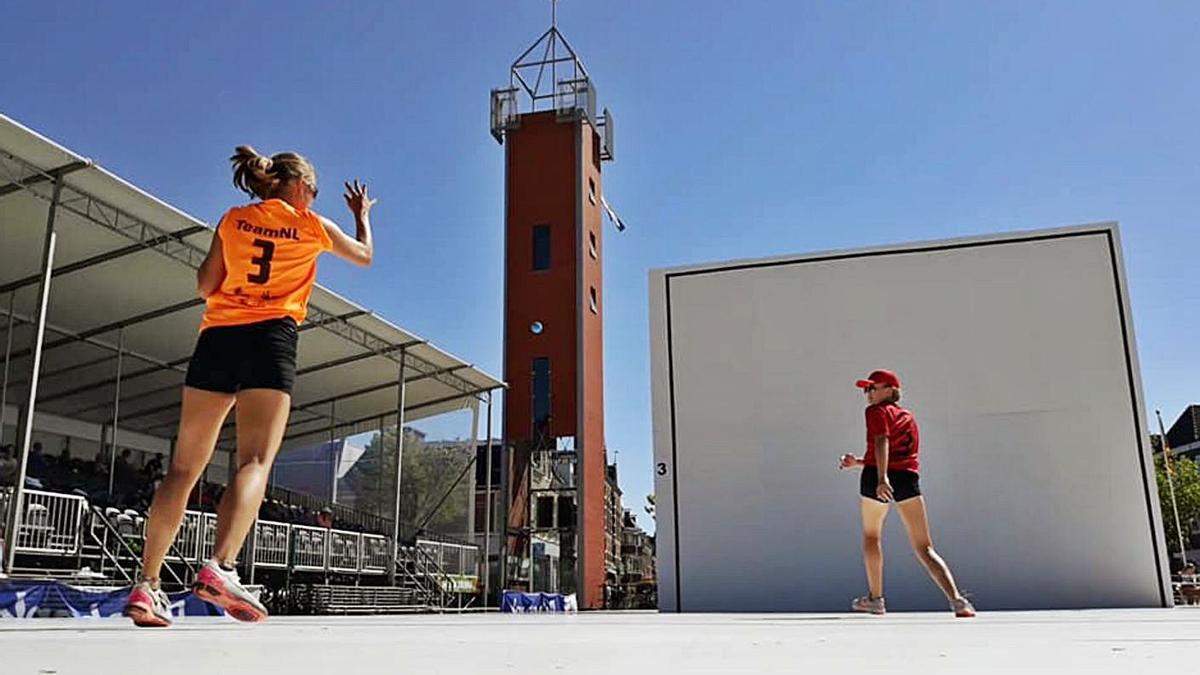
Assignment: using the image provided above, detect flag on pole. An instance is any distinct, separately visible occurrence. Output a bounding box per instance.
[600,195,627,232]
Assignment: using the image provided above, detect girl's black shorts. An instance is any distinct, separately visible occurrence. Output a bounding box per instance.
[184,317,298,394]
[860,465,921,503]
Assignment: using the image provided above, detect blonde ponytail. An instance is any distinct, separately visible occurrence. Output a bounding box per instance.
[230,145,281,199]
[230,146,316,200]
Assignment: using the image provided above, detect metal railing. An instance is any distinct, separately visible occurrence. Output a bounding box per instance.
[361,534,390,574]
[329,530,362,573]
[415,539,480,597]
[88,506,184,587]
[253,520,290,568]
[291,525,330,571]
[403,544,448,609]
[199,512,220,562]
[86,506,142,584]
[264,484,391,535]
[166,510,203,562]
[2,489,481,597]
[0,488,88,556]
[417,539,481,583]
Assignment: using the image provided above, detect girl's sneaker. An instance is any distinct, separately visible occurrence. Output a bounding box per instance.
[852,595,886,615]
[951,596,976,618]
[125,581,172,627]
[192,560,268,623]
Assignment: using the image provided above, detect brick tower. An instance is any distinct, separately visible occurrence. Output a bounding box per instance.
[490,18,615,609]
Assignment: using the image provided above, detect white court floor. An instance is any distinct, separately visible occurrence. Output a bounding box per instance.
[1,609,1198,674]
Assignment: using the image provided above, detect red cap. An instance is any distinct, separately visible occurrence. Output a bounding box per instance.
[856,369,901,390]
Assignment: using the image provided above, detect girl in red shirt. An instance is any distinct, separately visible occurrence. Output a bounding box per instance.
[839,369,975,618]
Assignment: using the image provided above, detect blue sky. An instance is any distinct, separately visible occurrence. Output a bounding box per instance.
[5,1,1199,532]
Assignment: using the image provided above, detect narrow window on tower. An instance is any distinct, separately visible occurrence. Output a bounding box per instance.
[532,225,551,271]
[588,177,597,205]
[532,357,551,436]
[588,231,598,259]
[592,131,602,170]
[589,286,598,314]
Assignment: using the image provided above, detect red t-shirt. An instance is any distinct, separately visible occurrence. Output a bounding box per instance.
[863,402,920,473]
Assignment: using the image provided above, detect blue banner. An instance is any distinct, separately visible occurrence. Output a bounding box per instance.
[0,581,225,619]
[500,591,572,613]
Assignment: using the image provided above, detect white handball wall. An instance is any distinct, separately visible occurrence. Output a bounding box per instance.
[649,225,1170,612]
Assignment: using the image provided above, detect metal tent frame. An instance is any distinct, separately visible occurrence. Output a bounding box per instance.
[0,114,504,588]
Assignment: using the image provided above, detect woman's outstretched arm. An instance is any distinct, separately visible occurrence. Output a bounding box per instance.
[320,179,375,266]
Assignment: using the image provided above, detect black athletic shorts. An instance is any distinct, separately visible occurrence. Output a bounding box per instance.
[184,317,299,394]
[860,465,921,503]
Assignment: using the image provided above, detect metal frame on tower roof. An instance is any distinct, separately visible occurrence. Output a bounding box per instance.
[489,17,614,161]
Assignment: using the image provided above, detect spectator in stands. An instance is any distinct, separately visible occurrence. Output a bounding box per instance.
[316,507,334,529]
[258,498,286,522]
[143,454,165,483]
[26,441,47,479]
[49,446,78,490]
[196,484,224,512]
[79,455,109,498]
[105,449,140,508]
[94,445,111,475]
[114,449,135,486]
[0,445,17,486]
[1181,563,1200,606]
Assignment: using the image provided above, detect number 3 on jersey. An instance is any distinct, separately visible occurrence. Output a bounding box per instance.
[248,238,275,284]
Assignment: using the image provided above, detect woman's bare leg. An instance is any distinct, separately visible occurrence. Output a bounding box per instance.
[895,496,963,600]
[141,387,235,581]
[211,388,291,566]
[860,497,889,598]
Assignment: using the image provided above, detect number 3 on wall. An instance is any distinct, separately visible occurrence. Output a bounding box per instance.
[248,238,275,284]
[656,463,668,476]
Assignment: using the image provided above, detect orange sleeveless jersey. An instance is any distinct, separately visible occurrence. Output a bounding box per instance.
[199,199,334,332]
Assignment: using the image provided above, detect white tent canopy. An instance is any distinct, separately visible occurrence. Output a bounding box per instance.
[0,113,503,455]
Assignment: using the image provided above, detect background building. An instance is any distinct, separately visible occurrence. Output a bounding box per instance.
[1166,405,1200,462]
[619,510,657,609]
[604,462,623,603]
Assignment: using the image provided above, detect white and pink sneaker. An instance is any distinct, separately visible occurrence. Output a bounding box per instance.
[125,580,172,627]
[192,560,268,623]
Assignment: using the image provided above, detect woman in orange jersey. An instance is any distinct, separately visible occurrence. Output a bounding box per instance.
[125,147,375,627]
